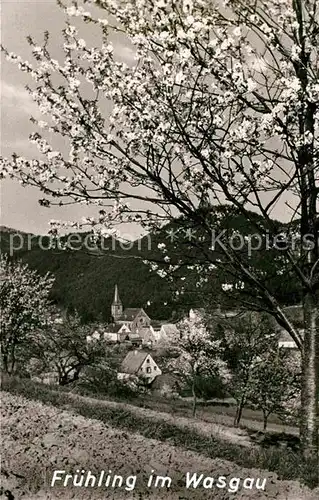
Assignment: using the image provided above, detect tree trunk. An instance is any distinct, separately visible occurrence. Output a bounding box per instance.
[2,348,16,375]
[263,413,268,432]
[2,352,9,374]
[9,347,16,375]
[290,9,318,467]
[192,381,197,418]
[234,396,245,427]
[59,372,69,386]
[300,293,319,463]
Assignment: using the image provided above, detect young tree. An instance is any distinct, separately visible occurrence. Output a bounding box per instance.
[0,253,54,374]
[0,0,318,461]
[27,312,105,385]
[248,348,301,431]
[213,311,279,427]
[169,314,228,416]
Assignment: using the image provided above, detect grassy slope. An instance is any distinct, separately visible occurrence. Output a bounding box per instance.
[4,391,319,500]
[2,376,318,488]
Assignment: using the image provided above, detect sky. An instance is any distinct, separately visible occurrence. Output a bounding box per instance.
[1,0,67,234]
[1,0,140,237]
[1,0,296,236]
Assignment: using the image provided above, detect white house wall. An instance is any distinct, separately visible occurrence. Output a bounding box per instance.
[138,354,162,380]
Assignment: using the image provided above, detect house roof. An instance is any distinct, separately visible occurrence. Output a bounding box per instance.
[150,320,163,329]
[105,323,123,333]
[161,323,179,336]
[128,332,141,340]
[117,308,148,321]
[120,350,150,374]
[278,329,304,343]
[137,327,157,343]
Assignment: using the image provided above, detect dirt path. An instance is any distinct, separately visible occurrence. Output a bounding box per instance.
[2,391,319,500]
[195,408,299,436]
[149,397,300,435]
[66,391,254,447]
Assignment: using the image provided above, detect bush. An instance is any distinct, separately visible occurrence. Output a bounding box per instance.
[194,374,228,400]
[104,379,140,399]
[77,362,115,395]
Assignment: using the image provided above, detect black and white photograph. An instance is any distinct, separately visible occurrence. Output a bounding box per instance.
[0,0,318,498]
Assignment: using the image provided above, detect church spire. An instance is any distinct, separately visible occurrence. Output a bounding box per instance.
[111,284,122,321]
[114,284,120,304]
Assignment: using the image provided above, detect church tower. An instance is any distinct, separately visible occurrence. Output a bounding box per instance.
[111,284,123,321]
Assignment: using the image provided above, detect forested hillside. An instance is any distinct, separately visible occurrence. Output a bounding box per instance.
[0,206,302,322]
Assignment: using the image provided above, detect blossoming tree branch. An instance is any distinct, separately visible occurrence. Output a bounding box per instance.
[0,0,318,461]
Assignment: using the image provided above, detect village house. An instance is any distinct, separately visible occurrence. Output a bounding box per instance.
[157,323,180,345]
[277,305,304,349]
[103,324,131,343]
[150,320,163,339]
[116,308,151,332]
[189,308,206,320]
[86,330,102,343]
[127,331,143,346]
[278,330,302,349]
[189,307,240,321]
[118,350,162,383]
